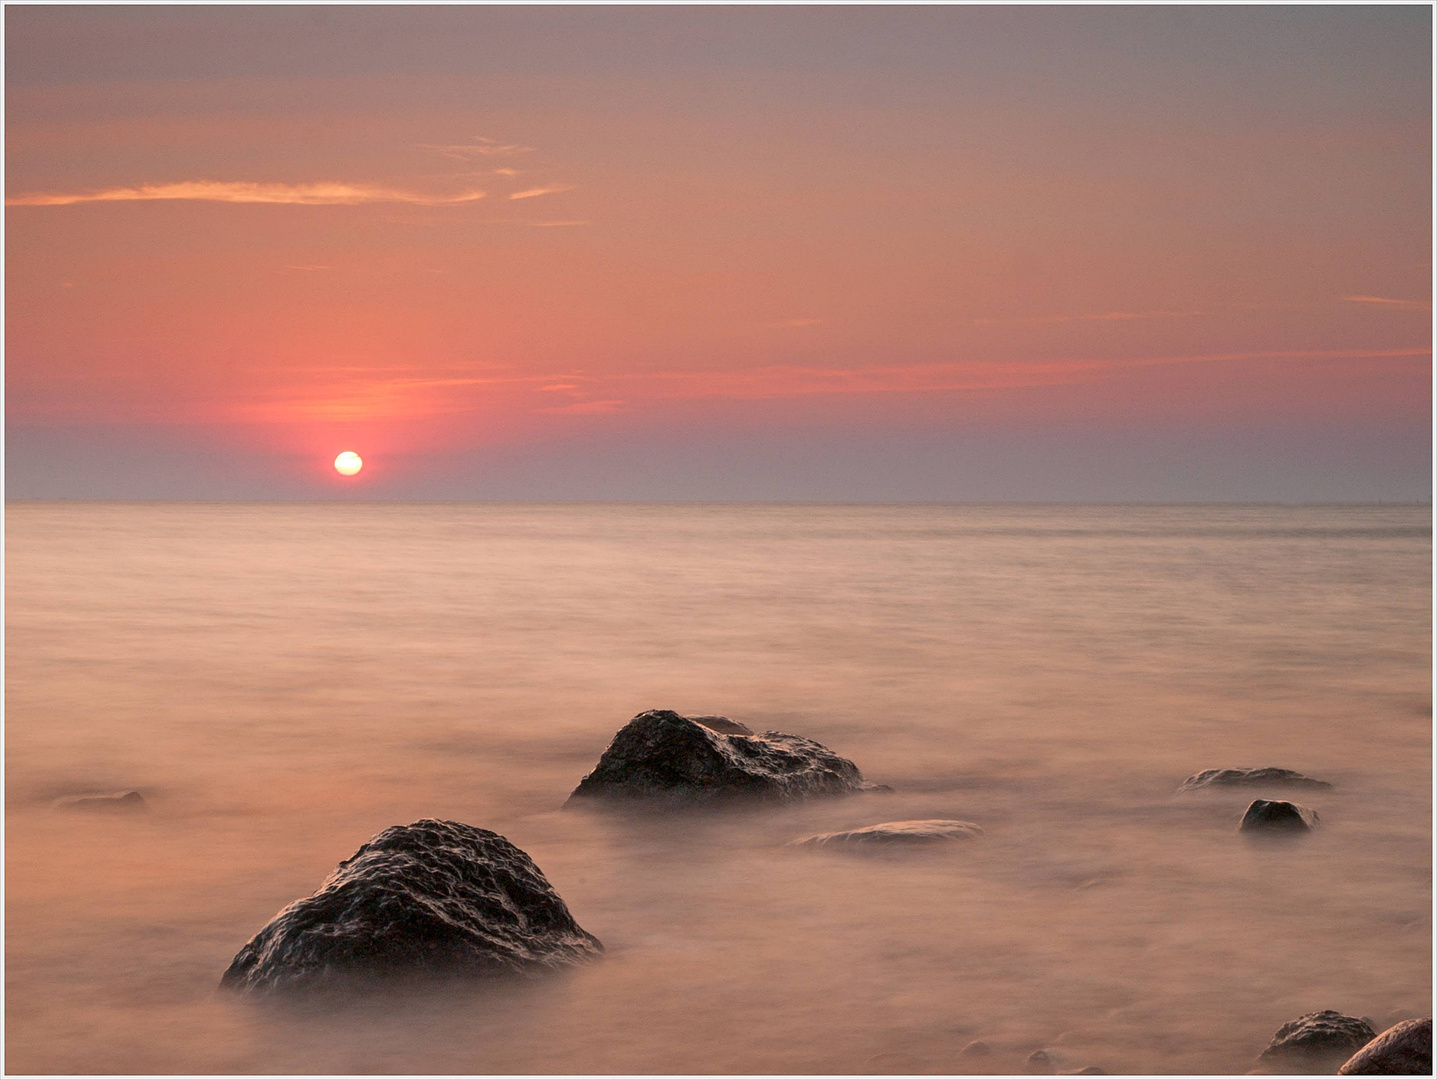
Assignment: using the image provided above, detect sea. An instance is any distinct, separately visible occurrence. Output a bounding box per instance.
[5,502,1431,1075]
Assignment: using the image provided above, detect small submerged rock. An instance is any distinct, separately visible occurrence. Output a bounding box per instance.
[220,819,601,995]
[1339,1017,1432,1075]
[1026,1049,1058,1074]
[567,709,867,804]
[1257,1011,1376,1072]
[52,790,147,813]
[789,819,983,848]
[1239,799,1320,833]
[862,1050,923,1073]
[1179,767,1331,793]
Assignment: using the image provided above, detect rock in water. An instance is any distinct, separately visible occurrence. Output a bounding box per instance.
[1026,1049,1058,1074]
[1258,1011,1376,1072]
[219,819,602,994]
[1239,799,1320,833]
[1339,1018,1432,1075]
[52,790,147,812]
[567,709,865,804]
[689,714,754,735]
[789,819,983,847]
[1179,767,1331,792]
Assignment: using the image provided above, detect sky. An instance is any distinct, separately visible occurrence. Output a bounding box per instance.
[5,5,1431,501]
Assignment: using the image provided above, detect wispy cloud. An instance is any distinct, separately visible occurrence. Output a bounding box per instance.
[419,136,534,160]
[567,346,1432,403]
[1343,295,1431,311]
[230,372,553,423]
[220,345,1429,426]
[782,318,821,328]
[972,309,1202,326]
[7,181,487,208]
[539,399,626,415]
[1127,346,1430,368]
[509,184,576,201]
[528,219,589,227]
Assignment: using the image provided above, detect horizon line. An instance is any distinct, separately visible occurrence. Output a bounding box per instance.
[5,497,1432,509]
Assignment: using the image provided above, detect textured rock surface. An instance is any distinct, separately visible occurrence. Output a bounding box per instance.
[689,714,753,735]
[567,710,865,804]
[789,819,983,847]
[220,819,601,994]
[1258,1011,1376,1071]
[52,790,147,812]
[1239,799,1320,833]
[1339,1018,1432,1075]
[1180,767,1331,792]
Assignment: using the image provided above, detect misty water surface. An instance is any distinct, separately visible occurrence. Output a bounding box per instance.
[5,503,1431,1074]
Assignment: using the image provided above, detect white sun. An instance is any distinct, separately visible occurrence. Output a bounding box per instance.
[334,451,363,476]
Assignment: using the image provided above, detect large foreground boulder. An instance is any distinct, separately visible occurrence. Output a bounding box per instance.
[220,819,601,994]
[1239,799,1320,833]
[1257,1011,1376,1072]
[1179,767,1331,793]
[1339,1018,1432,1075]
[789,819,983,848]
[567,709,866,804]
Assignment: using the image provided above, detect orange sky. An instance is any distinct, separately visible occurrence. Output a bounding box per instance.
[6,7,1431,500]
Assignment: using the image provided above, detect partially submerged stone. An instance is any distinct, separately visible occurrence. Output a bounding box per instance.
[1239,799,1320,833]
[1180,767,1331,793]
[220,819,601,995]
[789,819,983,848]
[1026,1049,1058,1075]
[52,790,147,813]
[567,709,866,804]
[1339,1017,1432,1075]
[1258,1011,1376,1072]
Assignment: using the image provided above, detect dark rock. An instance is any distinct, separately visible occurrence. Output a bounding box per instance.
[789,819,983,848]
[1180,767,1331,793]
[1063,1069,1107,1076]
[958,1039,993,1057]
[567,709,866,804]
[689,715,753,735]
[1027,1049,1058,1074]
[219,819,601,995]
[52,790,147,812]
[1239,799,1320,833]
[1258,1011,1376,1072]
[1339,1018,1432,1075]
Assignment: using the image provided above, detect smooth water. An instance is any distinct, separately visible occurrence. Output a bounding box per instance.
[5,503,1431,1075]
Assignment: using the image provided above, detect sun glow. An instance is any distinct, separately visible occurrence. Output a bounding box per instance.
[334,451,363,476]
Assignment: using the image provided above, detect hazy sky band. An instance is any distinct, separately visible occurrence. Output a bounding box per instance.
[5,5,1430,500]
